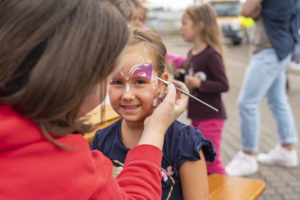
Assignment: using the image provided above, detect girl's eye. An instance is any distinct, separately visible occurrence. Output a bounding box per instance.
[135,79,147,85]
[110,80,123,85]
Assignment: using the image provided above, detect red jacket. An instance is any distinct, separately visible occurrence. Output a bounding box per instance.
[0,104,162,200]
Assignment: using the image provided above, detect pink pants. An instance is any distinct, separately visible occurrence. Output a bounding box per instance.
[192,119,227,175]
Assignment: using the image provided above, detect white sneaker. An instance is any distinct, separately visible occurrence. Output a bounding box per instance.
[226,151,258,176]
[257,145,298,167]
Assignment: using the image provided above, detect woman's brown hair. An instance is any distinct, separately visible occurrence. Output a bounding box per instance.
[0,0,129,145]
[127,28,166,76]
[185,3,225,58]
[112,0,135,22]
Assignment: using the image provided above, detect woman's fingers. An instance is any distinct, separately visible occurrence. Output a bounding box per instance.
[139,82,188,149]
[171,81,189,115]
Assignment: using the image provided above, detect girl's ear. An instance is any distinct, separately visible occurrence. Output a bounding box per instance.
[158,72,169,93]
[196,21,205,31]
[161,72,169,81]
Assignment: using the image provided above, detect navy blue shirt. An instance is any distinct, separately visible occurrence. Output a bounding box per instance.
[91,120,215,200]
[262,0,298,60]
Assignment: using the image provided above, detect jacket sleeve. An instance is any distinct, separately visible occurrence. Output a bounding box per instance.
[90,144,162,200]
[196,52,229,94]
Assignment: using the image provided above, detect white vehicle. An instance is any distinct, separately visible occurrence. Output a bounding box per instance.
[208,0,243,45]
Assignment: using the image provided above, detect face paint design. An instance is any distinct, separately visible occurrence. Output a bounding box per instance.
[125,83,130,92]
[115,71,124,80]
[129,63,152,81]
[112,63,154,92]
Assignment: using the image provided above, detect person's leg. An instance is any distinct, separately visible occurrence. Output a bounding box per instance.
[227,49,288,176]
[257,55,298,167]
[192,119,227,175]
[265,55,298,146]
[238,49,281,153]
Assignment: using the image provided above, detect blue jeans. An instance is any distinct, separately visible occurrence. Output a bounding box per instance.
[238,48,298,152]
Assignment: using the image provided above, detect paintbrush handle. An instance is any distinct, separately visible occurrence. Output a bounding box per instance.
[152,75,219,112]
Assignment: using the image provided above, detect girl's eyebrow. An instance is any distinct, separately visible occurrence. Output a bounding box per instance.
[113,71,125,79]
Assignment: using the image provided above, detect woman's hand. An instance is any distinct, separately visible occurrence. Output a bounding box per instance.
[138,81,189,149]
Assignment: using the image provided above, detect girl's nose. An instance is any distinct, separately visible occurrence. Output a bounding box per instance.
[122,84,135,100]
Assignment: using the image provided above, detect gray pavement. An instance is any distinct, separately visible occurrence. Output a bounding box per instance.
[162,35,300,200]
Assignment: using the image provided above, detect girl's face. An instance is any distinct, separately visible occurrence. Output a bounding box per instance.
[180,13,198,42]
[109,47,164,123]
[129,7,145,28]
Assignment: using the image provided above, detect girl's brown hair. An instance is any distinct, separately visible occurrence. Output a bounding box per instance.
[0,0,129,145]
[185,3,224,58]
[127,28,166,76]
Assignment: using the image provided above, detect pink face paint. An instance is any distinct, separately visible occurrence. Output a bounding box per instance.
[114,71,124,79]
[111,63,154,93]
[129,63,153,81]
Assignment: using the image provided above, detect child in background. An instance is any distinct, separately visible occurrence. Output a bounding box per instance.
[178,3,229,175]
[129,0,186,70]
[92,28,216,200]
[129,0,148,29]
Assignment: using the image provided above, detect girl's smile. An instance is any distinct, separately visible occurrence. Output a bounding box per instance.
[120,104,141,114]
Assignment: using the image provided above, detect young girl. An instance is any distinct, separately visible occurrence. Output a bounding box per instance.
[92,28,216,200]
[178,3,229,175]
[0,0,189,199]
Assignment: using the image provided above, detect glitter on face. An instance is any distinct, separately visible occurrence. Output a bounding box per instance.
[125,83,130,92]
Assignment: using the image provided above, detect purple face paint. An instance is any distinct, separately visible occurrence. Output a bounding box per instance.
[110,63,154,92]
[114,71,124,80]
[129,63,153,81]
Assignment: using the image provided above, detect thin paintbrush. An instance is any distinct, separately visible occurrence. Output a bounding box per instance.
[152,75,219,112]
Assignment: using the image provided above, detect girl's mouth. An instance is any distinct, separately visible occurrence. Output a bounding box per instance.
[120,105,140,113]
[121,105,139,109]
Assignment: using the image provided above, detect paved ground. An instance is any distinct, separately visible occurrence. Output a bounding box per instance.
[162,35,300,200]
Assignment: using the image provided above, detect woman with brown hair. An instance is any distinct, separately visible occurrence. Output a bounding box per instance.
[0,0,188,199]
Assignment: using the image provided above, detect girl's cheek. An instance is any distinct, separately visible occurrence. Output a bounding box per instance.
[108,88,118,104]
[140,88,157,106]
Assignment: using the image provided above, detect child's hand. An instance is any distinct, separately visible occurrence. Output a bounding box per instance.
[185,76,201,90]
[138,81,189,149]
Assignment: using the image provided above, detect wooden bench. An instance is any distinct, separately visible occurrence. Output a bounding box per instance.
[83,104,120,145]
[83,105,266,200]
[208,174,266,200]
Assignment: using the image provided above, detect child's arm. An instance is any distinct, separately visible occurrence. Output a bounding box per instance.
[179,150,209,200]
